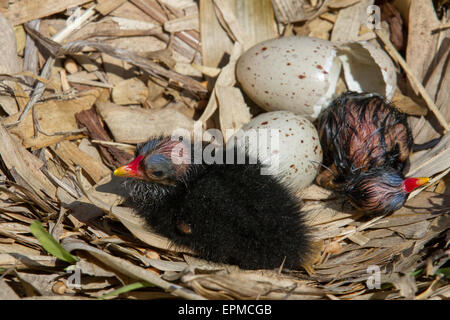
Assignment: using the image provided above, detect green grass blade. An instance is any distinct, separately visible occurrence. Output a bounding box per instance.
[435,267,450,279]
[30,220,79,264]
[411,269,423,277]
[99,281,153,299]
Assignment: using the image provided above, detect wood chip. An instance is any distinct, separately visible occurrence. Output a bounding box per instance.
[388,220,431,239]
[376,28,450,132]
[164,15,199,33]
[199,42,243,125]
[201,0,276,67]
[216,85,251,142]
[200,0,233,67]
[96,101,195,144]
[0,123,56,200]
[272,0,330,24]
[405,0,441,82]
[331,0,373,44]
[61,237,203,300]
[327,0,361,9]
[408,132,450,178]
[347,232,370,246]
[0,0,93,26]
[0,254,58,269]
[2,89,101,149]
[75,107,132,168]
[0,279,20,300]
[51,140,111,183]
[96,0,128,16]
[0,13,21,116]
[112,78,149,105]
[391,89,427,116]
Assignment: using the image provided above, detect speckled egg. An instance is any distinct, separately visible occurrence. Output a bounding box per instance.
[235,111,323,191]
[236,36,397,121]
[236,36,340,120]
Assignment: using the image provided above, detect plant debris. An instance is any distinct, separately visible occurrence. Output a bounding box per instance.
[0,0,448,301]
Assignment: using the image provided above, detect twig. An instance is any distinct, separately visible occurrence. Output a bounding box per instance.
[414,275,444,300]
[375,29,450,133]
[23,27,207,95]
[6,5,97,133]
[41,167,81,199]
[336,213,388,241]
[23,19,41,86]
[66,77,113,89]
[91,140,135,151]
[431,21,450,33]
[59,40,207,94]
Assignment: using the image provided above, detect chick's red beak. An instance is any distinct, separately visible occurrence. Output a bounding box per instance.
[403,177,430,193]
[113,155,145,178]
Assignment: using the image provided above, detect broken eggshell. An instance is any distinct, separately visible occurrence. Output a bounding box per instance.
[233,111,322,191]
[338,41,396,102]
[236,36,397,121]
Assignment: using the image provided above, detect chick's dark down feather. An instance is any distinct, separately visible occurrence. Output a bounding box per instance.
[121,142,311,270]
[317,91,412,179]
[315,91,424,215]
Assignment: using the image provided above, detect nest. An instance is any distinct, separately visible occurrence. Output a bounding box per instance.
[0,0,448,300]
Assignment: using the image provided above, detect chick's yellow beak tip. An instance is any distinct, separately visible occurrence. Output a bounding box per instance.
[113,166,128,177]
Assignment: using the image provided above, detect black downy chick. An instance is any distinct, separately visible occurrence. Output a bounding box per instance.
[316,91,430,215]
[114,137,311,270]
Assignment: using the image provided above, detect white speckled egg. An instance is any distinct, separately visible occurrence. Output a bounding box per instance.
[236,36,397,121]
[234,111,322,191]
[237,36,340,121]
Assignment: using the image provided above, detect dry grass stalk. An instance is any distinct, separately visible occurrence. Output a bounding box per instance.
[375,28,450,132]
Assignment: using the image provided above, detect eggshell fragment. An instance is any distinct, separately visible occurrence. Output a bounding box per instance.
[235,111,322,191]
[337,41,396,101]
[236,36,397,120]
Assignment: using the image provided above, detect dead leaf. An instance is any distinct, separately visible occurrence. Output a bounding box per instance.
[0,123,56,200]
[2,89,101,149]
[164,15,199,33]
[0,279,20,300]
[408,132,450,178]
[391,89,427,116]
[0,13,21,115]
[405,1,441,82]
[331,0,373,44]
[216,85,251,142]
[384,273,417,298]
[61,238,204,300]
[112,78,149,105]
[96,101,195,144]
[51,140,111,183]
[0,0,92,26]
[199,42,243,125]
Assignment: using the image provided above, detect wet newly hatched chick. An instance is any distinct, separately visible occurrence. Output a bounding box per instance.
[113,137,311,270]
[316,91,429,215]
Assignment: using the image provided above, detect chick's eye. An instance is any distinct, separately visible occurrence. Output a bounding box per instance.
[152,171,164,177]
